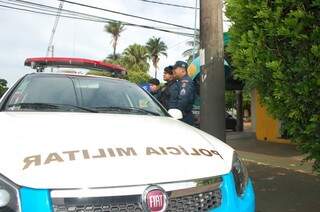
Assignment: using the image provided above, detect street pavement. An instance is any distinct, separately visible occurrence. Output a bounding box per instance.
[226,131,314,174]
[246,162,320,212]
[226,131,320,212]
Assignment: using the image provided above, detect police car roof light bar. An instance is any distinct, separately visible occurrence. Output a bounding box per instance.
[24,57,127,75]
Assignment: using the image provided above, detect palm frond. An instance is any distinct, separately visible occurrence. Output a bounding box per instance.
[146,36,168,69]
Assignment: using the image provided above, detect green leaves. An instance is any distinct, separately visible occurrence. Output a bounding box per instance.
[146,37,168,70]
[311,45,320,57]
[104,21,126,59]
[0,78,8,98]
[226,0,320,173]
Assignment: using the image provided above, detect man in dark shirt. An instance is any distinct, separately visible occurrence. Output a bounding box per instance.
[159,66,179,110]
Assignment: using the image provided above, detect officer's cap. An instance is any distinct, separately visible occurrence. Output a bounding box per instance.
[173,61,188,70]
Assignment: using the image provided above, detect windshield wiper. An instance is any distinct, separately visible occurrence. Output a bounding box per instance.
[93,106,161,116]
[128,107,161,116]
[7,103,98,113]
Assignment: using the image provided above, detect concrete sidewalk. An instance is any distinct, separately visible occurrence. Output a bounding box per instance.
[226,131,315,175]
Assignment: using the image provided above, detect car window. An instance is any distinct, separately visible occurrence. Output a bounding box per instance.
[77,78,130,108]
[76,77,165,115]
[4,74,166,116]
[5,75,77,109]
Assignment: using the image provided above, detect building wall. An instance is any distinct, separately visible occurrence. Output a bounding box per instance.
[254,91,291,144]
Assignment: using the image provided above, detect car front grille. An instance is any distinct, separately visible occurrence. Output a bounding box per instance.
[52,177,222,212]
[53,195,143,212]
[167,189,222,211]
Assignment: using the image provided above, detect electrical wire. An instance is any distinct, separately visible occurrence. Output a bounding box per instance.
[5,0,198,31]
[136,0,199,9]
[57,0,197,31]
[0,2,194,37]
[0,0,117,22]
[167,38,192,50]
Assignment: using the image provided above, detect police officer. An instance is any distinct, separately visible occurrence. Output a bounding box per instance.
[172,61,195,125]
[159,66,179,110]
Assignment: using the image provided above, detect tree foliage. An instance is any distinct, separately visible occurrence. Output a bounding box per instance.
[122,44,150,72]
[104,21,125,59]
[226,0,320,172]
[146,37,168,78]
[86,70,113,77]
[126,68,150,84]
[0,79,8,98]
[183,33,200,63]
[122,44,151,84]
[225,90,251,112]
[104,44,151,84]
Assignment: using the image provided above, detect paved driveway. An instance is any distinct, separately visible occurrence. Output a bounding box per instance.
[246,162,320,212]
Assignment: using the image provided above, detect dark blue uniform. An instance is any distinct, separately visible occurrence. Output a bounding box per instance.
[176,75,195,125]
[159,80,179,110]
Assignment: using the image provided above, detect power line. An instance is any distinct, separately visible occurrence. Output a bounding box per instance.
[1,0,120,22]
[57,0,198,31]
[46,1,64,56]
[167,38,192,50]
[0,4,192,37]
[6,0,199,30]
[136,0,199,9]
[0,1,194,37]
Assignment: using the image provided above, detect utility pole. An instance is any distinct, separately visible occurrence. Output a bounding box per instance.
[46,2,64,57]
[200,0,225,141]
[192,0,198,61]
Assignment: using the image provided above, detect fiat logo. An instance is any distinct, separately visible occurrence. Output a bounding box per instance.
[142,185,168,212]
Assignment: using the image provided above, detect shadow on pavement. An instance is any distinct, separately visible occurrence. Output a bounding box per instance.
[226,131,301,158]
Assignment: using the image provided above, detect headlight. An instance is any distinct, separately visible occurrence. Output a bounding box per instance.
[232,152,249,196]
[0,175,20,212]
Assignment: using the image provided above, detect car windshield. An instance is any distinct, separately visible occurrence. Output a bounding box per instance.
[4,74,166,116]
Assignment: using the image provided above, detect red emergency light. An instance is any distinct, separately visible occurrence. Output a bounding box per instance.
[24,57,127,75]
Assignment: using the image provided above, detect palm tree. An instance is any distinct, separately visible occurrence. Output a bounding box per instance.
[183,33,200,63]
[146,37,168,79]
[104,21,125,59]
[122,44,150,72]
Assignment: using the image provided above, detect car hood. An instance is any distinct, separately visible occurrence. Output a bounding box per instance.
[0,112,234,189]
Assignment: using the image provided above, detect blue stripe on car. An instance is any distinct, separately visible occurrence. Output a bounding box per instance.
[211,172,255,212]
[20,187,52,212]
[18,172,255,212]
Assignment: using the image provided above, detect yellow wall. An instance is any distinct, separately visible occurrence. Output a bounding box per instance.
[255,92,291,144]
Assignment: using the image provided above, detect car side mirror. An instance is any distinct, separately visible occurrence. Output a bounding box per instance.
[168,109,183,120]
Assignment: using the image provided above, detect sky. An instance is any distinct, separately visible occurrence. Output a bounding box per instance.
[0,0,230,86]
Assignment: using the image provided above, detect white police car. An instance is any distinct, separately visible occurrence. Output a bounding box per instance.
[0,57,255,212]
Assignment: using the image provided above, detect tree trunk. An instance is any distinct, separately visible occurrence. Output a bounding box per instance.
[236,90,244,131]
[113,37,118,59]
[155,66,158,79]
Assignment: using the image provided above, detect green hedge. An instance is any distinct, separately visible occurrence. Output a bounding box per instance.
[226,0,320,173]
